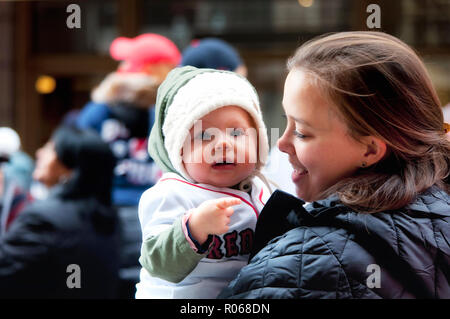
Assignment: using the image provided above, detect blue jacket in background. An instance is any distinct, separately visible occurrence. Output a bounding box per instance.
[76,102,160,206]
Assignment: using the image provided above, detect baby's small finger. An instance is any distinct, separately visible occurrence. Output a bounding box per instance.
[216,197,241,209]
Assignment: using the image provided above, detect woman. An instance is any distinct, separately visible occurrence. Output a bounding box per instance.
[219,32,450,299]
[0,126,120,298]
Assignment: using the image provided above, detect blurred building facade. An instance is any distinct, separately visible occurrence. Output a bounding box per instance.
[0,0,449,155]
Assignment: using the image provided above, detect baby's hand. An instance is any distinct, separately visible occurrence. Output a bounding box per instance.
[188,197,242,245]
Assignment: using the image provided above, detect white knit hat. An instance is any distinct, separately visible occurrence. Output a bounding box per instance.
[160,69,269,183]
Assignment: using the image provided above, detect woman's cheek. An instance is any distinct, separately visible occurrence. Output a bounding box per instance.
[292,141,306,163]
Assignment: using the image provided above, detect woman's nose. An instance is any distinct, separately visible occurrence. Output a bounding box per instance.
[277,129,293,155]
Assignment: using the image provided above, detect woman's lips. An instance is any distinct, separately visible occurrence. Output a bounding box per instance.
[292,168,308,183]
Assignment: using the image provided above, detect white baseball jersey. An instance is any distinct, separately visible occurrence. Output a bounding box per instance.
[135,172,270,299]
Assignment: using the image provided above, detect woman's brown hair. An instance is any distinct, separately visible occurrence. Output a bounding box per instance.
[287,31,450,213]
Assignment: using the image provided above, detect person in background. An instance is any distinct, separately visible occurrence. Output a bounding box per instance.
[75,33,181,298]
[181,38,247,76]
[0,127,34,234]
[76,33,181,206]
[220,31,450,299]
[0,126,120,298]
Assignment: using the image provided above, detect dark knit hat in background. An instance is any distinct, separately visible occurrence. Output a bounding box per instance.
[181,38,243,71]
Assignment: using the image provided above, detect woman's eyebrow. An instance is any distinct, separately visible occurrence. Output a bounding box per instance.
[281,102,314,129]
[284,113,314,129]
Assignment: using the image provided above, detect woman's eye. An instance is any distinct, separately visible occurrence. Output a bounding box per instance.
[293,130,306,139]
[230,128,244,137]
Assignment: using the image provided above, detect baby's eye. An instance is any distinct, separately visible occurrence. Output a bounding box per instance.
[230,128,244,137]
[196,131,212,140]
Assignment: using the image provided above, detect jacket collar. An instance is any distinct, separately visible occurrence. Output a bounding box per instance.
[405,186,450,217]
[301,185,450,218]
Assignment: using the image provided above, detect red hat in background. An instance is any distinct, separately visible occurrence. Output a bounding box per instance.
[110,33,181,73]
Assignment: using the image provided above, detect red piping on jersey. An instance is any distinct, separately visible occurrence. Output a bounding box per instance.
[258,188,265,206]
[159,178,259,218]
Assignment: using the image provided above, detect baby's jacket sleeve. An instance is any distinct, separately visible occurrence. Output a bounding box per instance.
[139,217,207,283]
[138,181,207,283]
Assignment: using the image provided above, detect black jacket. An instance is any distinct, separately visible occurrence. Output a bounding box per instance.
[0,187,120,298]
[219,186,450,299]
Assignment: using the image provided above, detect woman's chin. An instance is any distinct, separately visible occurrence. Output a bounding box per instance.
[295,187,305,200]
[295,187,314,202]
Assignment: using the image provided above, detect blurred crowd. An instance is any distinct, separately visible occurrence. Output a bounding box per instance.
[0,32,449,299]
[0,34,267,299]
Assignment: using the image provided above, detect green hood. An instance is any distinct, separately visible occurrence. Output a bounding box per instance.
[148,66,219,174]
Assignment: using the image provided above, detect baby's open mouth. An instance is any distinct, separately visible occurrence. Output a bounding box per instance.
[212,161,236,169]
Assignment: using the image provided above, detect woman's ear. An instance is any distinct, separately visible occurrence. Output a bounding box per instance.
[360,136,387,167]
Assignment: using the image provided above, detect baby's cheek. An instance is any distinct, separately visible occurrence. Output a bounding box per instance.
[245,139,259,165]
[184,162,209,184]
[182,143,204,164]
[201,144,217,164]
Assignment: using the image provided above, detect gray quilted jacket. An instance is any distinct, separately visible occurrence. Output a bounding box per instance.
[219,186,450,299]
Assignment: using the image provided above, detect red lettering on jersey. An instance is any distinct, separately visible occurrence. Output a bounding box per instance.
[207,236,224,259]
[239,228,254,255]
[223,231,239,258]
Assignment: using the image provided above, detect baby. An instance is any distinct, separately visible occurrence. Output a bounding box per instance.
[135,66,271,298]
